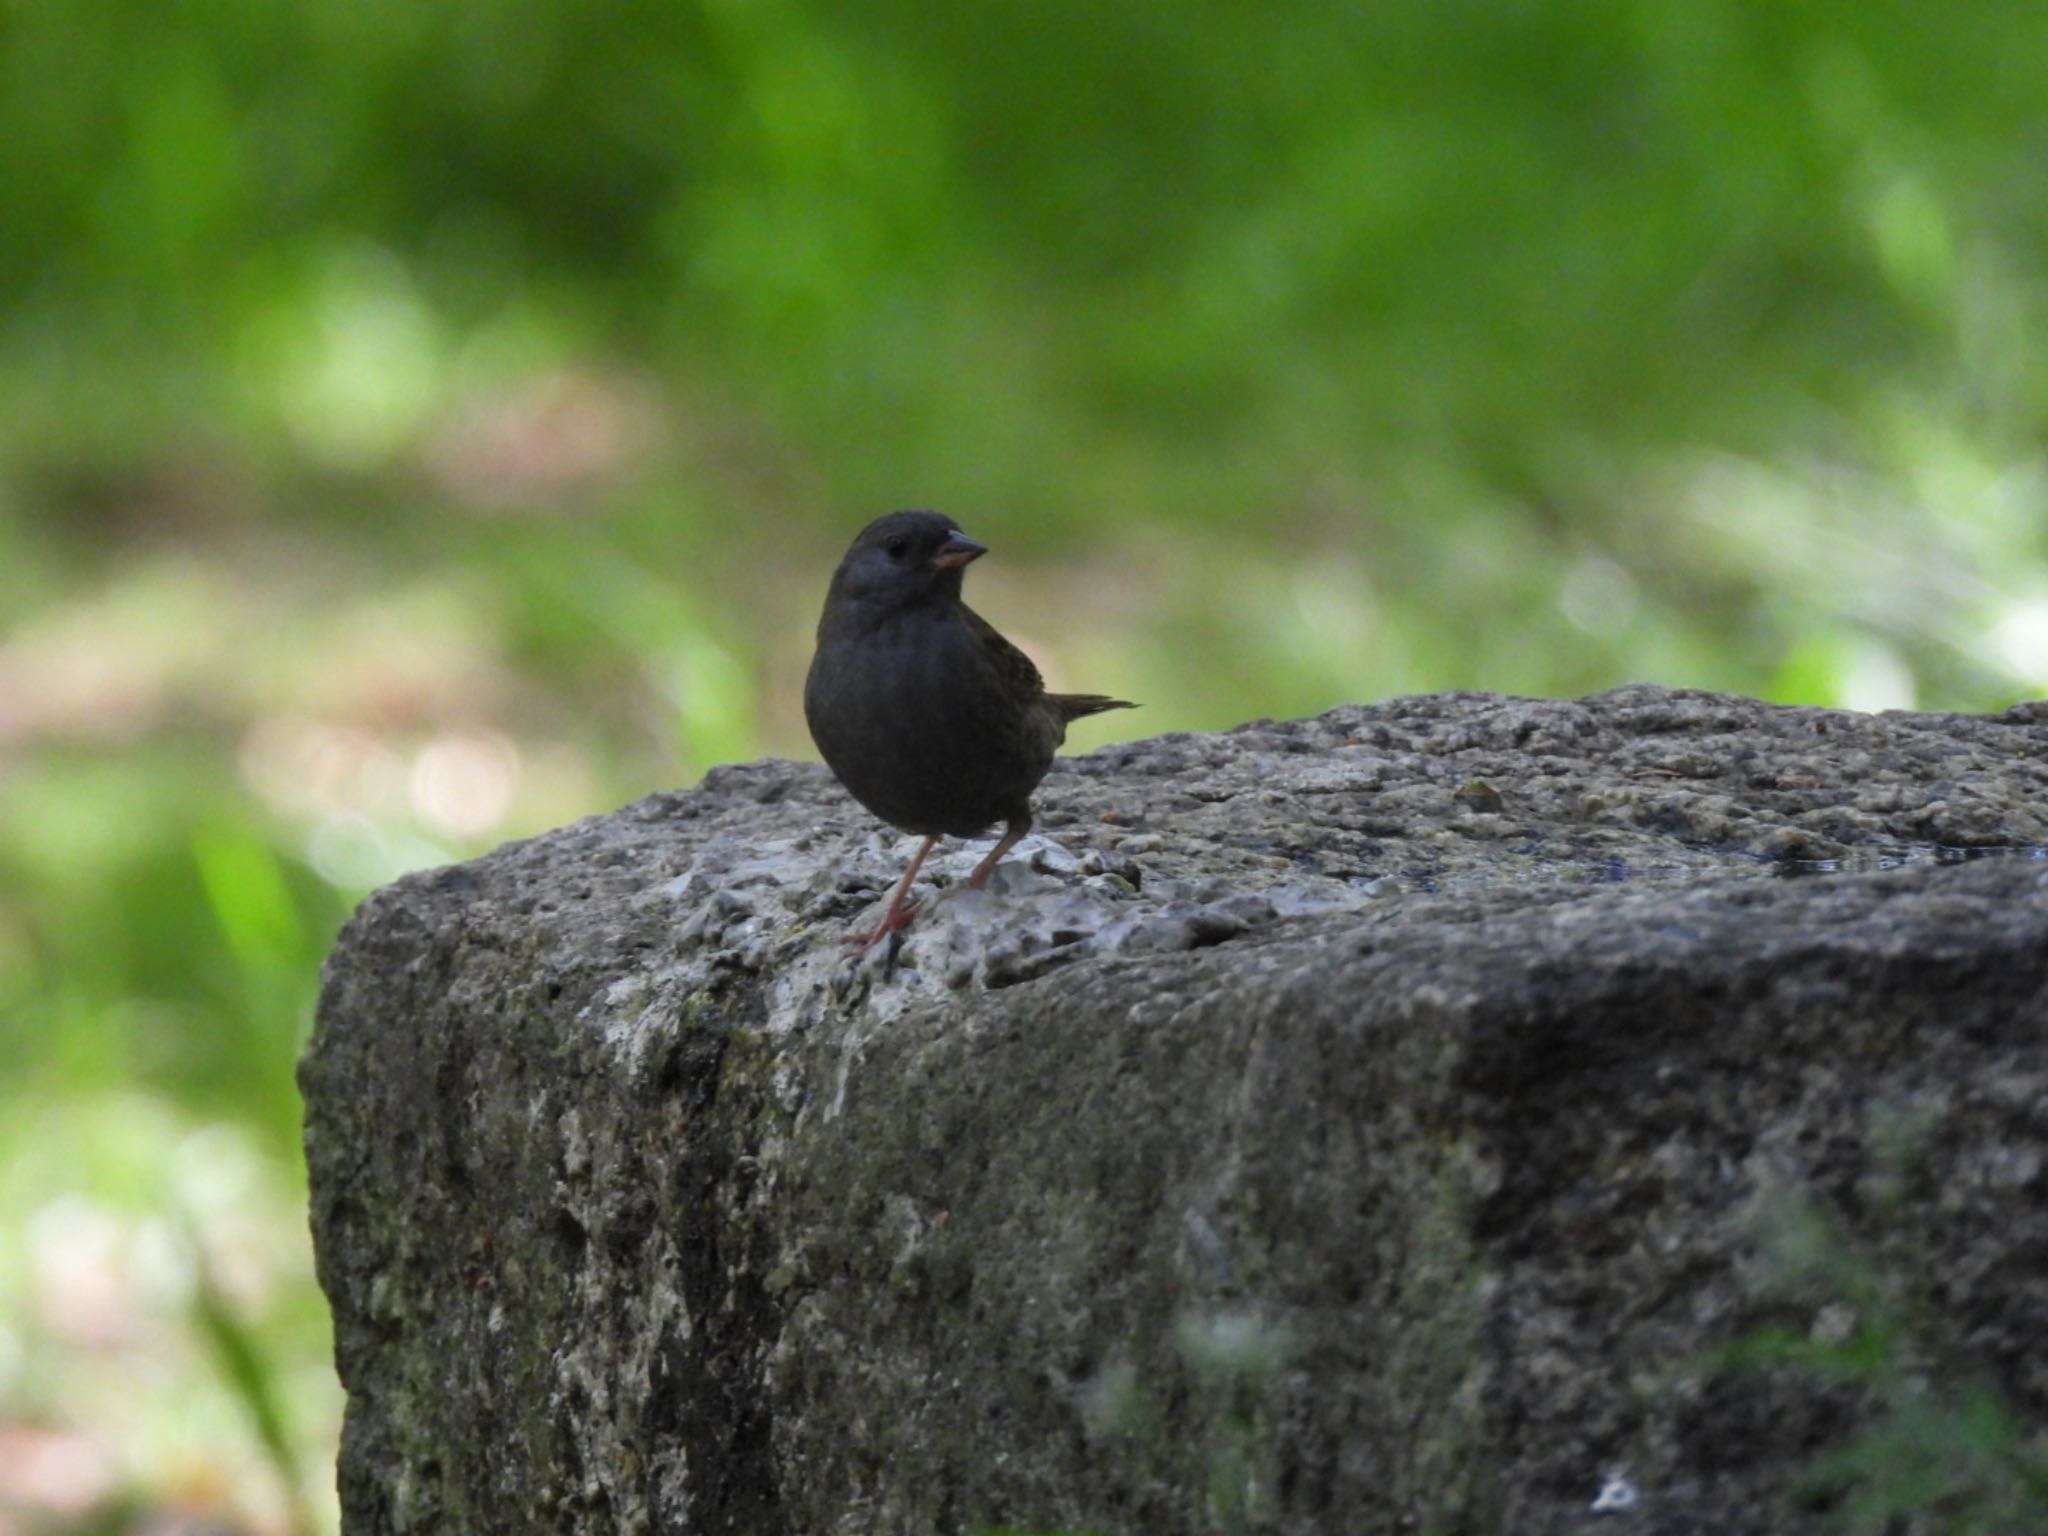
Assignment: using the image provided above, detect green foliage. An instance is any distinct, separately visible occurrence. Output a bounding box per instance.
[186,1213,315,1536]
[1714,1115,2048,1535]
[6,4,2048,1528]
[1061,1308,1293,1536]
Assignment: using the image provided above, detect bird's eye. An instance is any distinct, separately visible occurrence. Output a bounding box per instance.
[884,536,908,558]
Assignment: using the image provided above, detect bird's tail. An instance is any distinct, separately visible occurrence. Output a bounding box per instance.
[1048,693,1138,723]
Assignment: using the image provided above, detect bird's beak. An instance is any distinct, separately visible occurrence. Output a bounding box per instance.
[931,531,987,571]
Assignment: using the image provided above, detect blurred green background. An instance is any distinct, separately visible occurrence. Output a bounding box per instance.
[3,1,2046,1530]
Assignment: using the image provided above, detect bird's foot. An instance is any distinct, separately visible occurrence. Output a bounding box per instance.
[965,823,1028,890]
[843,896,919,950]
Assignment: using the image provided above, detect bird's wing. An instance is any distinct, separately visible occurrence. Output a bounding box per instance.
[962,603,1046,703]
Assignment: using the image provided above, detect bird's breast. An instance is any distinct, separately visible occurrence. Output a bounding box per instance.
[805,610,1053,837]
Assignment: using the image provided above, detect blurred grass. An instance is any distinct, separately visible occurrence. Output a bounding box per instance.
[3,1,2048,1529]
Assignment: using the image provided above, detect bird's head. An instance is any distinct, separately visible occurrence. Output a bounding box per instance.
[828,510,987,612]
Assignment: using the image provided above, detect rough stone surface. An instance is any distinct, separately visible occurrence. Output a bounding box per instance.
[304,685,2048,1535]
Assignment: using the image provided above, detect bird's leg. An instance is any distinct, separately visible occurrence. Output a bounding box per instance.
[845,834,938,948]
[965,814,1031,890]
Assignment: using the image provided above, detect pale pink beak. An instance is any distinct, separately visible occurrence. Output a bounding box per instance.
[931,531,987,571]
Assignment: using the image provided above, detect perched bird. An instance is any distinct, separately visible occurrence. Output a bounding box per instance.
[805,510,1136,948]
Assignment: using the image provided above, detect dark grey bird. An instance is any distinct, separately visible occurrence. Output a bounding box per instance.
[804,510,1136,947]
